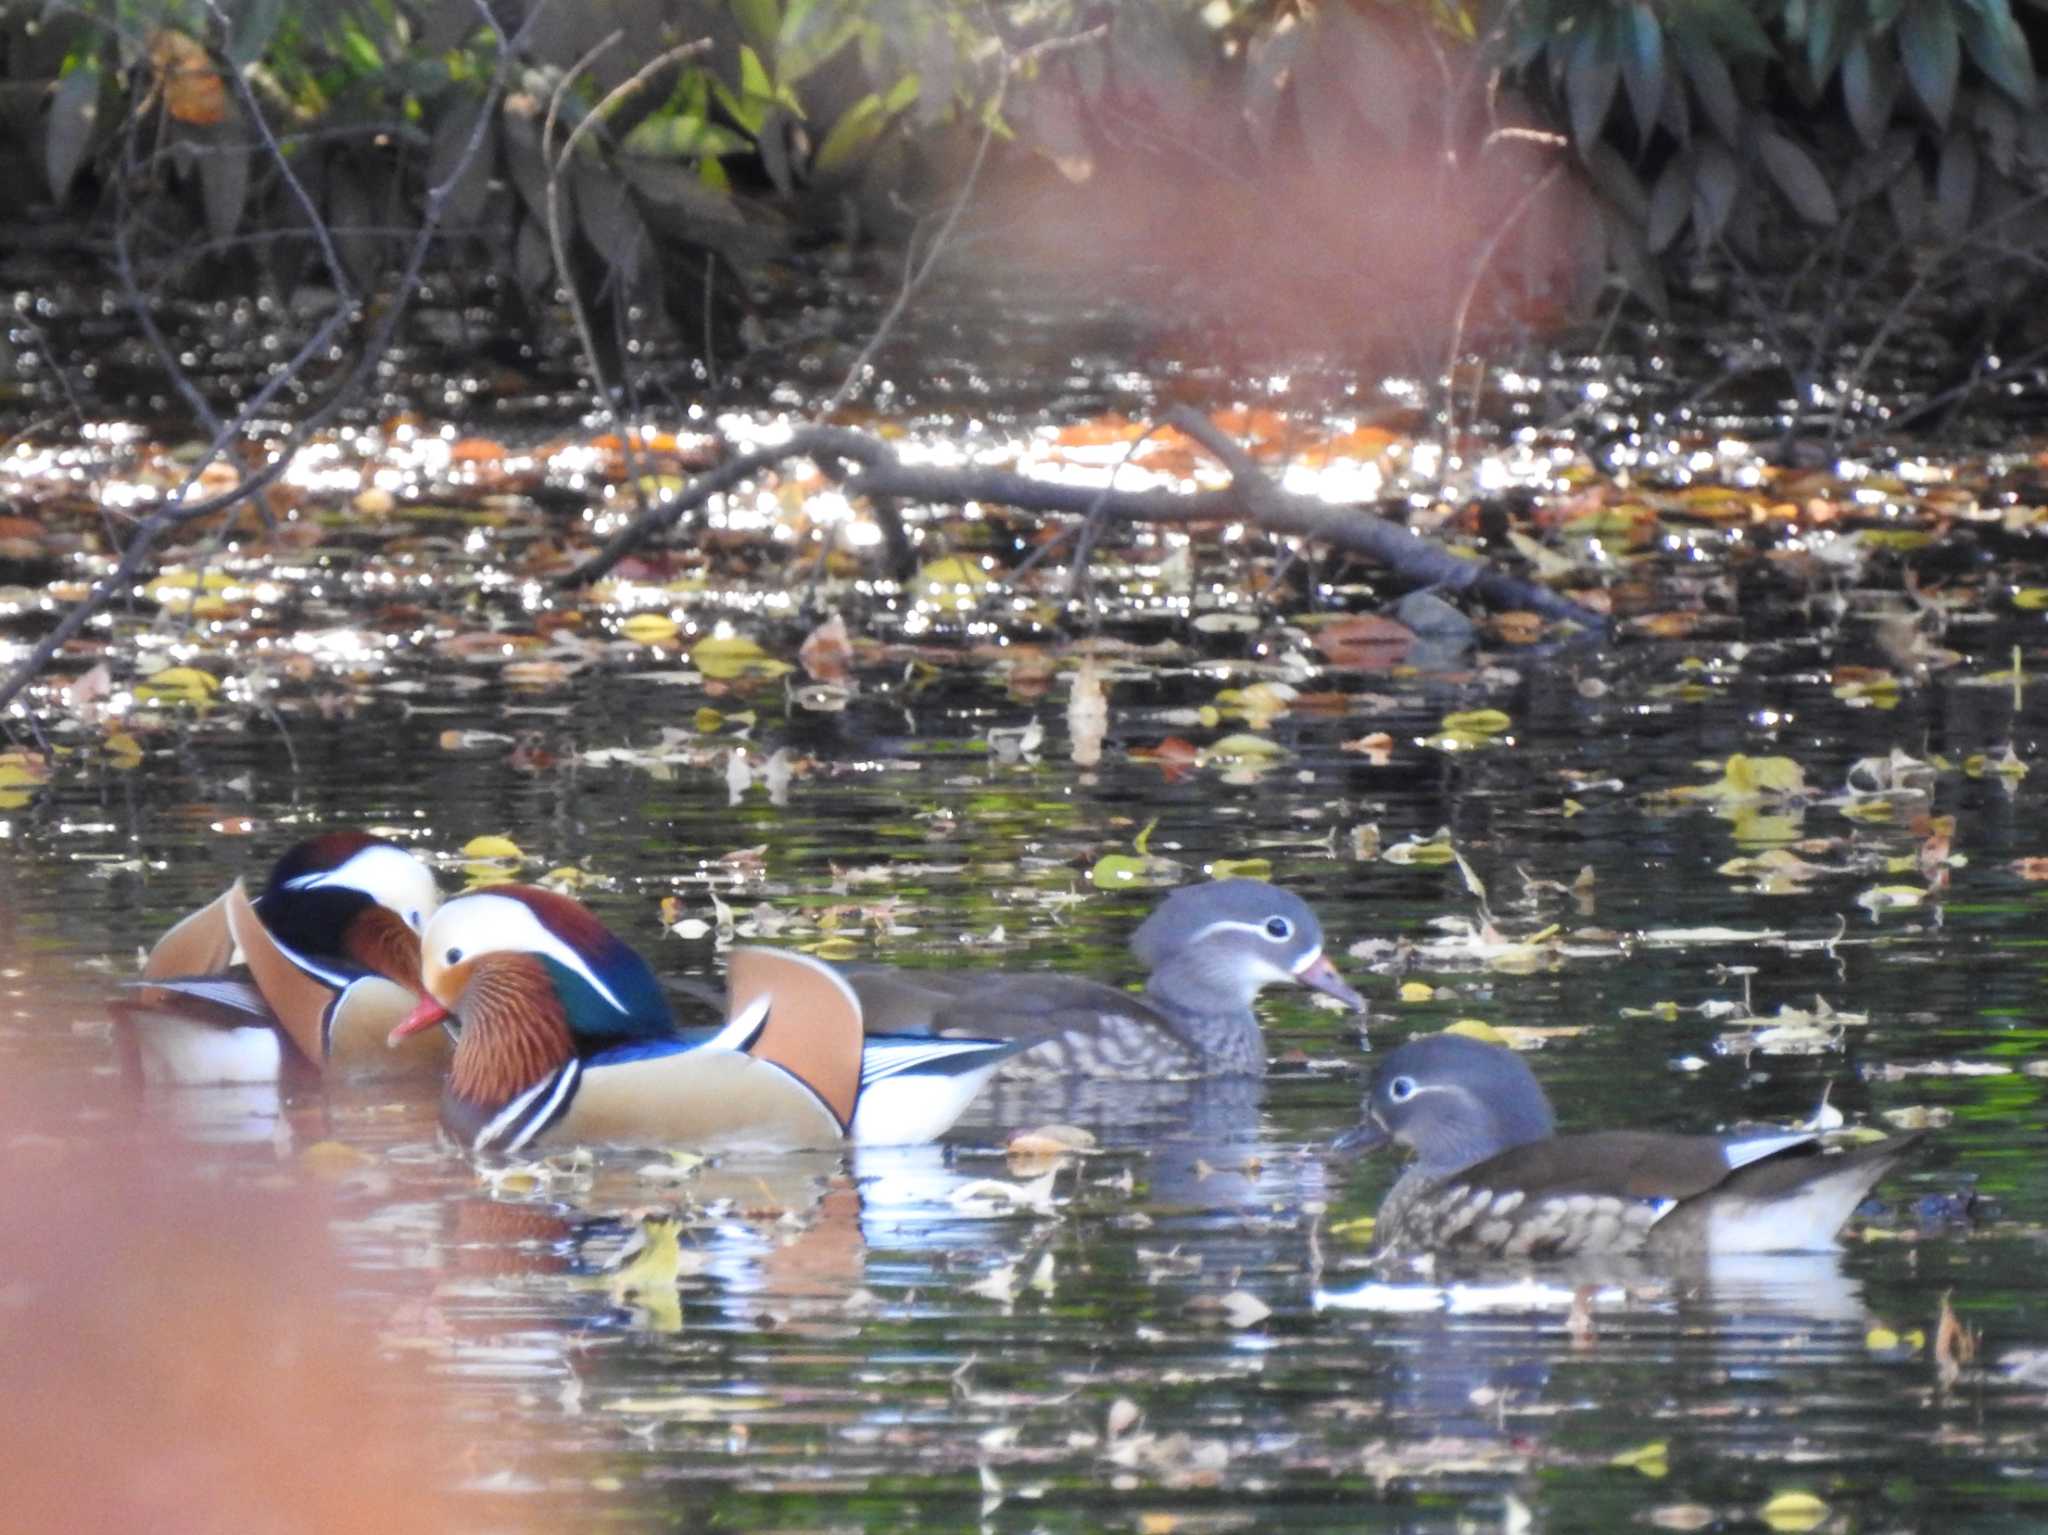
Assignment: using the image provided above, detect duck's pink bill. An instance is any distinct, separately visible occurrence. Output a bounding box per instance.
[389,994,450,1045]
[1294,952,1366,1013]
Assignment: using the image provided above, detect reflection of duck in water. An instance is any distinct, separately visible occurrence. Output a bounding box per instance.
[392,887,1026,1152]
[127,831,445,1084]
[1334,1033,1921,1261]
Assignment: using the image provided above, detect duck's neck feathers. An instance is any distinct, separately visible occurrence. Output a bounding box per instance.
[1137,980,1263,1074]
[449,953,578,1113]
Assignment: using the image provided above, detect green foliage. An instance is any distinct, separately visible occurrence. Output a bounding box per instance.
[18,0,1008,352]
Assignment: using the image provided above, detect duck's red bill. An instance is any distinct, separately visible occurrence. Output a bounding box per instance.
[388,994,450,1045]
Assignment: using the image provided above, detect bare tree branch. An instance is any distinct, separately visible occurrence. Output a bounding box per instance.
[553,417,1606,631]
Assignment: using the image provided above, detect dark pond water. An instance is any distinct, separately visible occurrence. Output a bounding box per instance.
[6,288,2048,1528]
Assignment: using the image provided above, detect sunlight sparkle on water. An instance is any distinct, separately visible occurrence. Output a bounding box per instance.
[1280,459,1383,501]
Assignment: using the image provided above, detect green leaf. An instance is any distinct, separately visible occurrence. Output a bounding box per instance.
[1840,38,1898,146]
[1899,0,1960,125]
[880,70,921,116]
[1932,129,1978,235]
[1689,0,1776,58]
[813,92,886,173]
[1620,4,1666,136]
[1756,127,1840,223]
[739,43,775,104]
[1805,0,1843,84]
[778,10,862,83]
[198,127,250,244]
[44,60,99,203]
[1674,27,1742,141]
[1647,149,1693,251]
[1958,0,2036,105]
[1566,15,1621,149]
[620,113,751,159]
[732,0,780,56]
[1694,139,1740,240]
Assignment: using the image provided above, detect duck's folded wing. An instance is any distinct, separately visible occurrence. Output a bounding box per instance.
[1461,1131,1811,1203]
[139,888,239,988]
[568,1043,848,1152]
[845,968,1144,1045]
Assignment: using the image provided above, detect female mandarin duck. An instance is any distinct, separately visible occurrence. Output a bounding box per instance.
[843,878,1365,1079]
[133,830,446,1082]
[1336,1033,1922,1260]
[389,886,1027,1153]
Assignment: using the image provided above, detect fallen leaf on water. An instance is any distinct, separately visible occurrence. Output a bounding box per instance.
[602,1393,771,1415]
[300,1140,372,1177]
[1007,1124,1098,1157]
[619,612,679,645]
[950,1170,1060,1215]
[1759,1490,1828,1533]
[1610,1440,1669,1478]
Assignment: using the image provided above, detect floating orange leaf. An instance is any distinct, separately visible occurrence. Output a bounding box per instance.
[1311,614,1414,670]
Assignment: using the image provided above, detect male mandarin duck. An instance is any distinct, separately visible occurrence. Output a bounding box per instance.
[842,878,1365,1079]
[1335,1033,1922,1260]
[132,830,445,1082]
[389,885,1027,1153]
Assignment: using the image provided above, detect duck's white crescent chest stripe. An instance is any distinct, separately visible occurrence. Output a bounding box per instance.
[475,1060,582,1153]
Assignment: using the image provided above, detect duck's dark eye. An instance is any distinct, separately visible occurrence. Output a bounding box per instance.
[1388,1075,1418,1103]
[408,909,421,931]
[1264,916,1293,940]
[445,947,463,966]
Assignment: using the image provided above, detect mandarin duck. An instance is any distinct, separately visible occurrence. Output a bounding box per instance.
[132,830,444,1082]
[390,886,1027,1153]
[842,878,1364,1079]
[1336,1033,1922,1260]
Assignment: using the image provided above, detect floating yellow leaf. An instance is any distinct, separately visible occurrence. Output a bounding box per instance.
[1759,1491,1828,1533]
[1209,857,1272,880]
[915,555,996,611]
[1382,830,1457,865]
[692,632,792,681]
[1444,1019,1508,1044]
[620,612,680,645]
[2015,588,2048,610]
[1090,852,1179,890]
[1205,732,1287,762]
[1667,753,1807,803]
[1327,1215,1377,1243]
[300,1140,373,1177]
[134,665,221,704]
[1857,884,1926,914]
[1398,981,1436,1002]
[1440,708,1511,736]
[462,834,523,860]
[1611,1440,1669,1477]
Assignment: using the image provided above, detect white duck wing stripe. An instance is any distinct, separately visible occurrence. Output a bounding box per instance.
[701,996,770,1055]
[1722,1132,1816,1171]
[860,1038,1008,1086]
